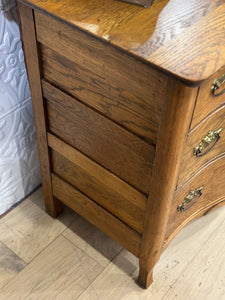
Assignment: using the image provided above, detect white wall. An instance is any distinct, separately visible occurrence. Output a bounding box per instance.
[0,0,41,215]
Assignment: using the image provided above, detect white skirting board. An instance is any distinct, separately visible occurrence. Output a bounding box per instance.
[0,0,41,215]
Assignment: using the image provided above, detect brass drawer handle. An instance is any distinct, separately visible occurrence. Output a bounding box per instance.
[211,72,225,97]
[193,127,223,157]
[177,186,203,212]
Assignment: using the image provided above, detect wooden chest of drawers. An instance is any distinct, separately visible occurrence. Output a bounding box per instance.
[18,0,225,288]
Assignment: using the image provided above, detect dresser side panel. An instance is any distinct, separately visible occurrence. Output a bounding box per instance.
[18,2,62,216]
[35,10,168,144]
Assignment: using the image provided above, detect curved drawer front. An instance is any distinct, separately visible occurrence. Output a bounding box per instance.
[191,67,225,129]
[167,155,225,239]
[177,105,225,190]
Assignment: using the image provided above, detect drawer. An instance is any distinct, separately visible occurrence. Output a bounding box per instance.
[52,173,141,256]
[35,10,168,144]
[166,155,225,239]
[43,81,154,195]
[48,133,147,234]
[191,67,225,129]
[177,105,225,189]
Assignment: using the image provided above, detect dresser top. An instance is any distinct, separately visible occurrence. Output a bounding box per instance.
[20,0,225,84]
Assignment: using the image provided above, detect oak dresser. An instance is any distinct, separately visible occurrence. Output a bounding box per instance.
[18,0,225,288]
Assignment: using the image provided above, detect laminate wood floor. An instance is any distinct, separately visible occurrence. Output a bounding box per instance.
[0,187,225,299]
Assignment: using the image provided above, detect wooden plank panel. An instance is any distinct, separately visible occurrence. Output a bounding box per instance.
[52,174,141,257]
[35,10,167,143]
[43,81,154,194]
[49,134,147,234]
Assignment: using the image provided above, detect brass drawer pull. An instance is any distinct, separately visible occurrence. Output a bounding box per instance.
[194,127,223,157]
[177,186,203,212]
[211,72,225,97]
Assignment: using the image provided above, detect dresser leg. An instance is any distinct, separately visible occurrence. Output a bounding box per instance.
[138,263,153,288]
[137,82,199,289]
[45,196,63,218]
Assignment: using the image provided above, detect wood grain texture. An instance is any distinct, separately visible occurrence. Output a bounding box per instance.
[18,2,62,217]
[35,10,167,144]
[0,236,103,300]
[177,105,225,190]
[167,155,225,240]
[52,174,141,257]
[191,67,225,129]
[20,0,224,83]
[43,81,154,194]
[138,80,198,288]
[0,199,66,263]
[49,134,147,234]
[147,3,225,83]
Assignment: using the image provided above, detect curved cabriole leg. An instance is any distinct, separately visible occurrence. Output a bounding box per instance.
[138,80,199,289]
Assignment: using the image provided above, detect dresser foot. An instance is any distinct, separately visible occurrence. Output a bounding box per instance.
[138,265,153,288]
[45,196,63,218]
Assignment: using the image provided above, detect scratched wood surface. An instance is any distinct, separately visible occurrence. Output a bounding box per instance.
[20,0,225,83]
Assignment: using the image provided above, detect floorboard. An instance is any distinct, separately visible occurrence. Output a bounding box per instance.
[1,187,225,299]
